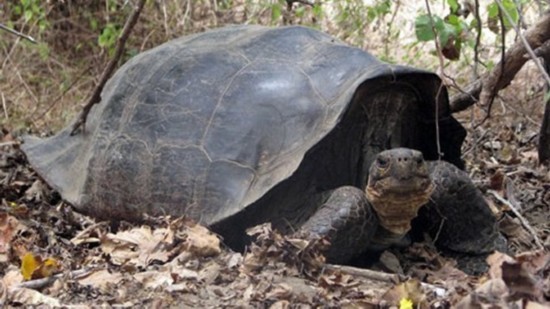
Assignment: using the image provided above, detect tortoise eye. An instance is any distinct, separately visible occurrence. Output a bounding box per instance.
[377,157,389,168]
[416,156,424,165]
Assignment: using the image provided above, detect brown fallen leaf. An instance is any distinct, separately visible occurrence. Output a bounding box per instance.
[514,250,550,274]
[380,279,427,308]
[8,287,61,306]
[179,221,221,257]
[0,213,23,263]
[133,270,174,289]
[265,283,292,301]
[501,260,542,301]
[487,251,516,279]
[455,278,509,308]
[78,269,124,292]
[379,250,404,275]
[2,267,23,290]
[269,300,290,309]
[100,225,181,267]
[489,169,505,191]
[486,250,550,304]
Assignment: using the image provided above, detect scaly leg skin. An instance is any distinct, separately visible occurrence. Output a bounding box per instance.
[296,186,378,264]
[417,160,507,274]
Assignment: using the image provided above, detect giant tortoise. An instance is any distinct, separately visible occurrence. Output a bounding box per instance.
[22,25,505,272]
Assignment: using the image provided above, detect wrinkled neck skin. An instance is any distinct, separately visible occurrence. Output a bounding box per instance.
[365,185,434,250]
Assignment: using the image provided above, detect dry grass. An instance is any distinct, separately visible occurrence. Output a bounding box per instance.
[0,0,546,135]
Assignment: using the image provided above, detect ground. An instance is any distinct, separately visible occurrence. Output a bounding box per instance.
[0,96,549,307]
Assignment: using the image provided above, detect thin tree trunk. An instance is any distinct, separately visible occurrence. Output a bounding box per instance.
[450,12,550,112]
[539,50,550,164]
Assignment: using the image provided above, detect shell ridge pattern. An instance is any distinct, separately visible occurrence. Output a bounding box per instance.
[85,45,184,211]
[154,143,213,162]
[295,65,329,108]
[108,50,184,147]
[200,61,254,144]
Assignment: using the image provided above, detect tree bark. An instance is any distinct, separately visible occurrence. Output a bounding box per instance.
[450,12,550,113]
[539,47,550,165]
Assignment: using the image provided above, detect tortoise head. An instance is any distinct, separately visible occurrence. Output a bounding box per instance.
[365,148,434,235]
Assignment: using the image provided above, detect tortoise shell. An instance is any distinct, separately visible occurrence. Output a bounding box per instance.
[22,25,466,227]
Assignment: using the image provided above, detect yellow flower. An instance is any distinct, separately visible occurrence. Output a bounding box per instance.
[399,298,414,309]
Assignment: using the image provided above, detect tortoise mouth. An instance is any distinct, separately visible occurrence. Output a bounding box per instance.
[367,175,433,197]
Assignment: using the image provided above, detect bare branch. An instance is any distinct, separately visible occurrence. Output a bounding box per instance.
[70,0,147,135]
[0,24,37,44]
[488,190,544,250]
[450,11,550,113]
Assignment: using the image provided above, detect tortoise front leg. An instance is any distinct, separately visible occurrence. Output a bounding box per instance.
[421,160,506,254]
[415,160,507,274]
[296,186,378,263]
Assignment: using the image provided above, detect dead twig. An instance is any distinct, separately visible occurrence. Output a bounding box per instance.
[473,0,481,79]
[325,264,403,283]
[0,141,18,147]
[16,267,93,290]
[477,3,507,124]
[325,264,447,296]
[0,24,37,44]
[70,221,109,245]
[286,0,314,7]
[423,0,445,159]
[1,92,8,120]
[70,0,146,135]
[487,190,544,250]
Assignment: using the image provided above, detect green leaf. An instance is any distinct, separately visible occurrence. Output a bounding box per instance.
[415,14,460,46]
[90,19,98,31]
[312,4,322,18]
[295,6,305,18]
[38,20,48,32]
[502,0,519,25]
[446,14,460,26]
[488,3,499,18]
[98,24,118,49]
[37,43,49,60]
[24,10,33,22]
[487,0,519,31]
[415,14,436,41]
[447,0,459,13]
[374,0,391,16]
[271,3,282,21]
[438,22,456,46]
[13,5,22,15]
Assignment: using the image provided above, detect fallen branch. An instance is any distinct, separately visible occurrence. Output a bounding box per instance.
[325,264,403,283]
[537,41,550,164]
[70,0,146,135]
[325,264,447,297]
[0,24,37,44]
[450,11,550,113]
[16,268,93,290]
[487,190,544,250]
[0,141,18,147]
